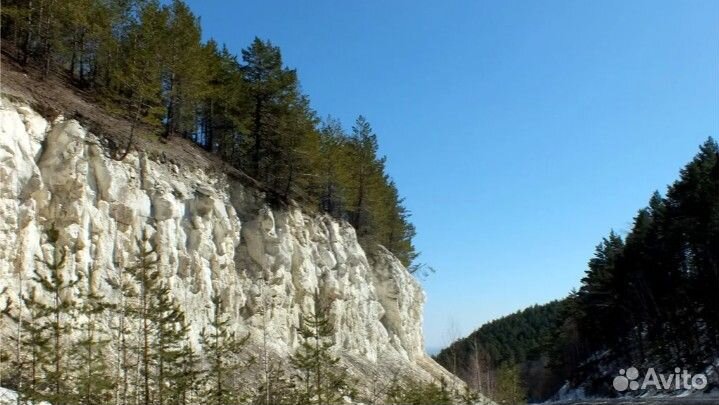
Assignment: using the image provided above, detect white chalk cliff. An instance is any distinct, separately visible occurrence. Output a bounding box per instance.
[0,96,463,397]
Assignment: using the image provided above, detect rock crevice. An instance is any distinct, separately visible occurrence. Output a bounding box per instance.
[0,97,453,389]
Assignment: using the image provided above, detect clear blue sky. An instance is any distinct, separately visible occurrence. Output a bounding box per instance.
[181,0,718,350]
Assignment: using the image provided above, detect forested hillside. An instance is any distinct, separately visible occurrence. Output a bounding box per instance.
[0,0,417,267]
[554,137,719,395]
[435,301,565,403]
[438,138,719,402]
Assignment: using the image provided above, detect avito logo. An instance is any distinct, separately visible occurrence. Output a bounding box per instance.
[613,367,707,392]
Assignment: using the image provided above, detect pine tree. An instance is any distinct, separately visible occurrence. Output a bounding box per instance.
[31,232,81,405]
[199,40,245,153]
[344,116,383,239]
[173,344,201,405]
[118,232,194,405]
[12,286,51,404]
[253,282,296,405]
[290,291,352,405]
[495,364,525,405]
[384,377,453,405]
[118,0,166,123]
[93,0,143,91]
[106,247,142,405]
[200,293,252,405]
[577,231,624,348]
[72,287,114,405]
[151,280,188,405]
[2,0,71,76]
[665,138,719,356]
[5,230,80,404]
[254,360,297,405]
[273,93,320,200]
[0,0,33,63]
[241,37,300,181]
[374,180,417,266]
[123,234,159,405]
[316,117,347,217]
[161,0,207,139]
[62,0,94,83]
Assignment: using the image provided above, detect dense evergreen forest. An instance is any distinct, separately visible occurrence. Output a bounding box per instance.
[435,301,565,403]
[0,0,418,267]
[437,138,719,402]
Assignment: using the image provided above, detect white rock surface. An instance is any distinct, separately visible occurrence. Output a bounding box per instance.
[0,97,461,395]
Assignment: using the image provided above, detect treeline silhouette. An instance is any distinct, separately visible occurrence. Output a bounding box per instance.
[438,138,719,401]
[435,301,565,403]
[0,0,417,267]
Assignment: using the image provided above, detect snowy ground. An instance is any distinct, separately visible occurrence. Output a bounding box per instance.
[546,357,719,405]
[544,399,718,405]
[0,387,17,405]
[546,385,719,405]
[545,384,719,405]
[0,388,18,405]
[0,387,50,405]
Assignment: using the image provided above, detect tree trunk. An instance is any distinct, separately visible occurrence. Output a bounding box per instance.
[78,31,86,83]
[205,100,214,151]
[41,0,55,79]
[142,280,150,405]
[164,74,176,138]
[252,96,263,177]
[21,0,33,65]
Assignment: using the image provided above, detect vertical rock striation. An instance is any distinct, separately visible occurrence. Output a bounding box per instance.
[0,97,458,393]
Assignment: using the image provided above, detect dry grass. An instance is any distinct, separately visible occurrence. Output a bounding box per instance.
[0,49,261,190]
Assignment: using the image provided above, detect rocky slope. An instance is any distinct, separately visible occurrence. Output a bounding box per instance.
[0,95,466,398]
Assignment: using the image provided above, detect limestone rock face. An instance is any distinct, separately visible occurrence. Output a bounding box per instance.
[0,97,456,393]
